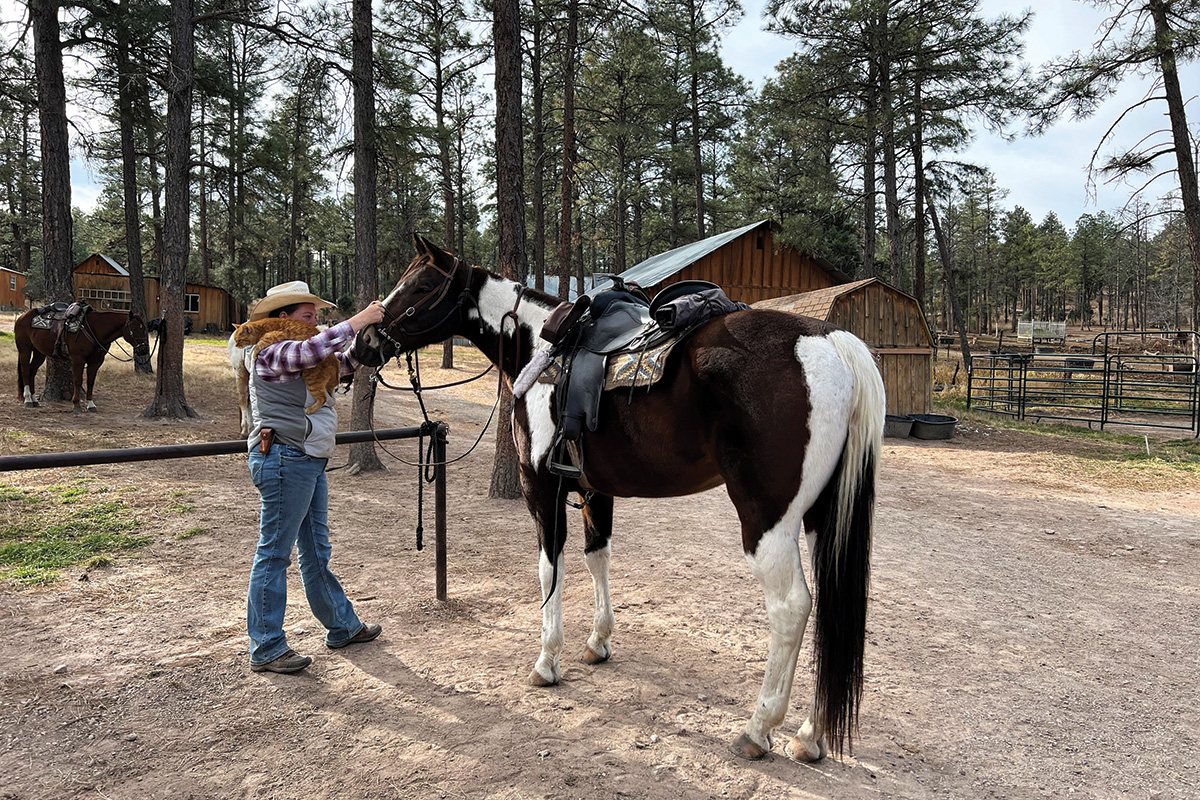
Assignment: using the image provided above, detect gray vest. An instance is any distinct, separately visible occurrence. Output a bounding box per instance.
[244,347,338,459]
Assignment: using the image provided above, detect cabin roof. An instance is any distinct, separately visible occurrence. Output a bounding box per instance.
[596,220,850,295]
[754,277,934,345]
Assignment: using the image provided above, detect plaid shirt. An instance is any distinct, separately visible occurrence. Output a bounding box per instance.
[254,320,360,383]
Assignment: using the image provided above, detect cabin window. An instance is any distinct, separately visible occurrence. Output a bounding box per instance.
[756,235,764,250]
[78,287,131,311]
[9,277,15,291]
[184,293,200,313]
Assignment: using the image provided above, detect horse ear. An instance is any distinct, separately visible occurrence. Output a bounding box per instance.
[412,233,430,256]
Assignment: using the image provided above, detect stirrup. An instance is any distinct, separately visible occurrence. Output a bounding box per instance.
[547,435,582,480]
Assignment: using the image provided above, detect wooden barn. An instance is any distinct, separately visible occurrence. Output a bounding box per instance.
[0,267,26,309]
[612,219,850,303]
[754,278,934,417]
[74,253,238,331]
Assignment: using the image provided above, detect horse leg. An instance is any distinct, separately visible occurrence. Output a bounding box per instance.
[730,507,813,760]
[579,493,614,665]
[24,351,45,407]
[779,528,830,762]
[84,358,101,411]
[70,358,84,411]
[525,468,570,687]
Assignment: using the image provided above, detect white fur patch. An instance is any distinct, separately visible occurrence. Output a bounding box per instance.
[792,336,853,515]
[523,380,557,467]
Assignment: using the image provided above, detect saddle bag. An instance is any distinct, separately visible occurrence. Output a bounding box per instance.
[651,282,749,332]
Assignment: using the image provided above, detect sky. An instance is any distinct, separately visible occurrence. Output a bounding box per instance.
[725,0,1200,228]
[9,0,1198,231]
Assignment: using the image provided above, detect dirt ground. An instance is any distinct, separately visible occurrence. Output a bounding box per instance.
[1,321,1198,800]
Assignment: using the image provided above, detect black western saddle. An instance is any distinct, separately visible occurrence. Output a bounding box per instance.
[538,277,748,480]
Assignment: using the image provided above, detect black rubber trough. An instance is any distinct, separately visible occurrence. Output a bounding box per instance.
[909,414,957,440]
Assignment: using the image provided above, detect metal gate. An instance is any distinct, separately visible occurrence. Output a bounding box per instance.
[968,331,1200,436]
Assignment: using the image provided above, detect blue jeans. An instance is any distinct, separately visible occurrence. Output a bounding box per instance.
[247,443,364,665]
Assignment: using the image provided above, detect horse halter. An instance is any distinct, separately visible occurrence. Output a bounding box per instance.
[377,254,473,349]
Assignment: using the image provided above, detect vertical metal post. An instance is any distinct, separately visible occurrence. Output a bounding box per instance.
[434,422,448,602]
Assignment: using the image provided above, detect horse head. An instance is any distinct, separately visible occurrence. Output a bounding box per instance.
[123,313,151,358]
[354,234,470,366]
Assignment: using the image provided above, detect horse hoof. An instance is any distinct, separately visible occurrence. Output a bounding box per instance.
[24,401,38,408]
[785,735,826,762]
[730,733,770,760]
[527,667,559,687]
[579,646,610,665]
[87,407,97,413]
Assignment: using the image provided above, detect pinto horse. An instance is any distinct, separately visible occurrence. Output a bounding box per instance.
[356,236,885,761]
[15,308,149,411]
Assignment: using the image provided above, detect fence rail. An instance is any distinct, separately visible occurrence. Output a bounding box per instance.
[0,425,452,600]
[968,332,1200,436]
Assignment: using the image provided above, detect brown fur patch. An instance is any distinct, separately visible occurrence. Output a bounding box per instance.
[232,318,340,414]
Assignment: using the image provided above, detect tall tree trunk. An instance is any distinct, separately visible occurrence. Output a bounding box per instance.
[198,94,211,288]
[31,0,75,402]
[927,189,970,366]
[116,0,152,372]
[144,0,197,418]
[862,76,878,278]
[531,0,546,292]
[913,73,926,310]
[348,0,383,474]
[1150,0,1200,357]
[557,0,577,300]
[688,0,705,239]
[490,0,525,500]
[143,89,164,273]
[880,54,902,288]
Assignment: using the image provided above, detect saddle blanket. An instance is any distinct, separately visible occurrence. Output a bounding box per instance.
[31,314,85,333]
[516,337,681,398]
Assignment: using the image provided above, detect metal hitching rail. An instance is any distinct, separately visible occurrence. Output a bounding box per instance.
[0,425,452,600]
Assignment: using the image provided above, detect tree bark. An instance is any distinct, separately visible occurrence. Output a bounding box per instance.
[927,189,971,366]
[557,0,577,300]
[1150,0,1200,357]
[688,0,705,239]
[144,0,197,418]
[912,73,926,310]
[531,0,546,292]
[31,0,76,402]
[348,0,383,474]
[490,0,525,500]
[116,0,152,373]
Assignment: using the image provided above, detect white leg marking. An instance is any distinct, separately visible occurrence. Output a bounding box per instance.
[584,545,614,659]
[532,548,565,684]
[742,523,812,752]
[86,400,97,411]
[23,386,34,404]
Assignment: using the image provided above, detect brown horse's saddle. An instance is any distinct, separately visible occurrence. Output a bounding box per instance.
[534,278,747,479]
[31,301,90,357]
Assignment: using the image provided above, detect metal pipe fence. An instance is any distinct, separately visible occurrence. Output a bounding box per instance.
[968,332,1200,436]
[0,425,452,600]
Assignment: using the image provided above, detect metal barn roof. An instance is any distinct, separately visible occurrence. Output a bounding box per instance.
[590,220,770,295]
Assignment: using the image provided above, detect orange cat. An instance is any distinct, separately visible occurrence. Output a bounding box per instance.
[231,318,340,430]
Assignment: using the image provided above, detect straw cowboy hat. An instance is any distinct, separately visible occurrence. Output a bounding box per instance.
[249,281,335,321]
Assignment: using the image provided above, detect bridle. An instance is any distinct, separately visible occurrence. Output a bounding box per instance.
[375,254,474,350]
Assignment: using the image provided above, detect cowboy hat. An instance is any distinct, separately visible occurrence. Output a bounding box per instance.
[249,281,335,321]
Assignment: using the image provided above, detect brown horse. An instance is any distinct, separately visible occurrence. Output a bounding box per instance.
[355,236,884,762]
[15,308,149,411]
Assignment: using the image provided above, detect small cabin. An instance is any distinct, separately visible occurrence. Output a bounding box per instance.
[74,253,239,331]
[755,278,935,417]
[613,219,850,304]
[0,267,26,309]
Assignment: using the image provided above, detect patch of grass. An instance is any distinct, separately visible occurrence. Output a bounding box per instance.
[176,527,207,540]
[168,489,188,499]
[0,485,42,504]
[0,494,149,586]
[165,503,195,515]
